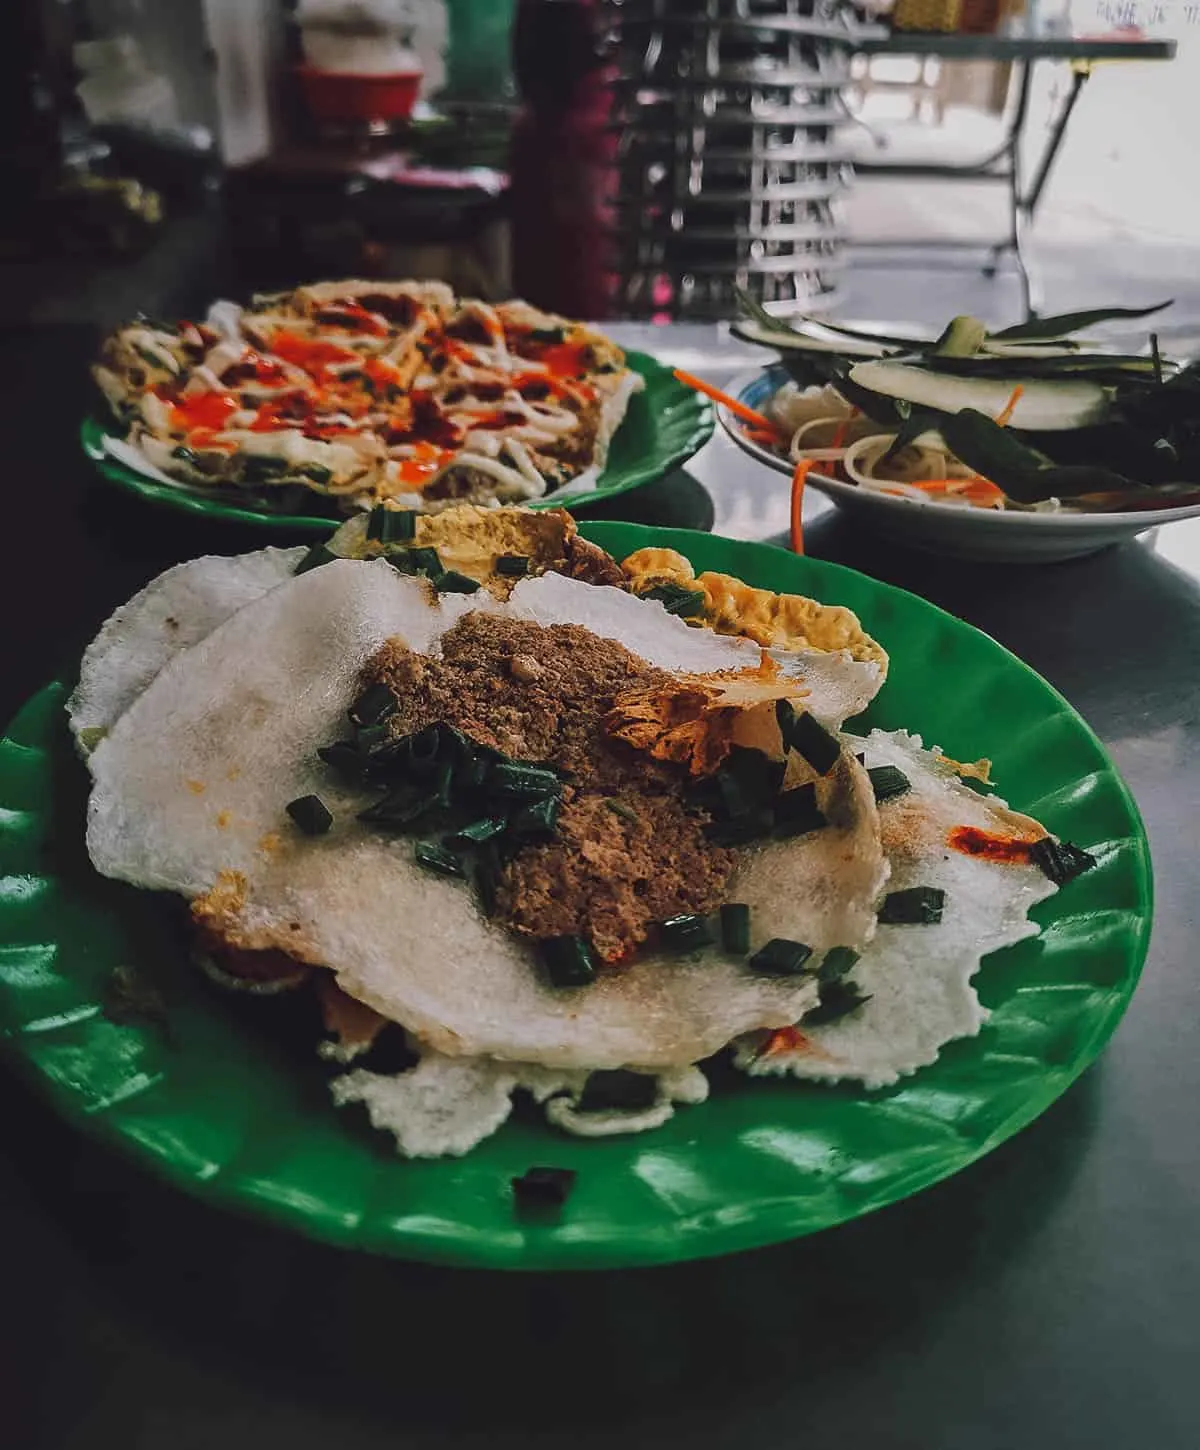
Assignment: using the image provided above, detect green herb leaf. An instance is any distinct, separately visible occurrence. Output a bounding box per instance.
[990,300,1172,342]
[496,554,530,577]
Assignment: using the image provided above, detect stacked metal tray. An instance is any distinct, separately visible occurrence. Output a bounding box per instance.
[605,0,863,318]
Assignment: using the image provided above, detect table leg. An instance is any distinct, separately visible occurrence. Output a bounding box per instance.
[975,59,1042,317]
[1021,63,1091,221]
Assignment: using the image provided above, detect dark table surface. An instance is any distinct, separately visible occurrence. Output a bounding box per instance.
[2,320,1199,1450]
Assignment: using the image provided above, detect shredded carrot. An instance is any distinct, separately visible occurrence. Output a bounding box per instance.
[907,476,1006,504]
[673,369,779,432]
[790,459,812,555]
[828,407,859,451]
[994,384,1024,427]
[740,424,780,446]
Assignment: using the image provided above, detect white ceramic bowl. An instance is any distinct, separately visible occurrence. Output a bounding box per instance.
[720,363,1200,564]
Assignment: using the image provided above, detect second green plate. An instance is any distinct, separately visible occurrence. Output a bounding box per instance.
[80,351,713,532]
[0,525,1152,1268]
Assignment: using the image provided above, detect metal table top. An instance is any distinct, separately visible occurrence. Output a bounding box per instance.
[857,23,1177,62]
[3,321,1198,1450]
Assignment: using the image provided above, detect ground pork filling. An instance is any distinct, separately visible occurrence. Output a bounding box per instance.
[364,612,736,962]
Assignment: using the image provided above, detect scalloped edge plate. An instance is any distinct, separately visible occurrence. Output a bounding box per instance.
[719,362,1200,562]
[81,350,714,533]
[0,524,1152,1269]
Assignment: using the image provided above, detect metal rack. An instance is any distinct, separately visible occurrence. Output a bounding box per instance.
[604,0,866,319]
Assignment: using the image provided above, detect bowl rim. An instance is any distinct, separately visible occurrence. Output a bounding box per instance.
[719,362,1200,532]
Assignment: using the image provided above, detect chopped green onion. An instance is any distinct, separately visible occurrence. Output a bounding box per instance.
[171,445,197,464]
[496,554,530,577]
[704,807,775,846]
[511,1165,576,1213]
[748,937,815,977]
[777,703,840,775]
[388,545,442,577]
[509,794,561,842]
[578,1070,658,1113]
[474,847,501,917]
[447,815,509,847]
[435,569,481,594]
[405,723,442,763]
[318,740,364,778]
[286,794,333,835]
[348,682,397,728]
[867,765,911,804]
[488,761,562,802]
[294,543,339,576]
[804,979,872,1025]
[1029,837,1096,886]
[658,914,715,953]
[725,747,787,806]
[242,455,290,481]
[773,783,827,838]
[605,798,640,826]
[878,886,945,925]
[359,786,435,829]
[720,902,751,954]
[414,841,466,878]
[367,505,416,544]
[353,721,391,754]
[818,946,860,983]
[643,582,707,618]
[540,935,597,988]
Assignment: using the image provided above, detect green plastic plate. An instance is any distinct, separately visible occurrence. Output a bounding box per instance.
[79,351,713,532]
[0,525,1151,1269]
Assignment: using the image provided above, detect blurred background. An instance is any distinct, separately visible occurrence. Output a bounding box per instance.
[2,0,1196,342]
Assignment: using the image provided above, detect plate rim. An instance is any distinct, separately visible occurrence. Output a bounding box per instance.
[80,350,715,533]
[718,361,1200,531]
[0,524,1154,1269]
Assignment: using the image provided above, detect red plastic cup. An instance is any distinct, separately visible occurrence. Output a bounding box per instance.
[297,66,423,125]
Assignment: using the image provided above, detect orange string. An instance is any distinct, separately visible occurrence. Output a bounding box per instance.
[790,459,812,555]
[994,384,1024,427]
[673,369,779,432]
[828,407,859,451]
